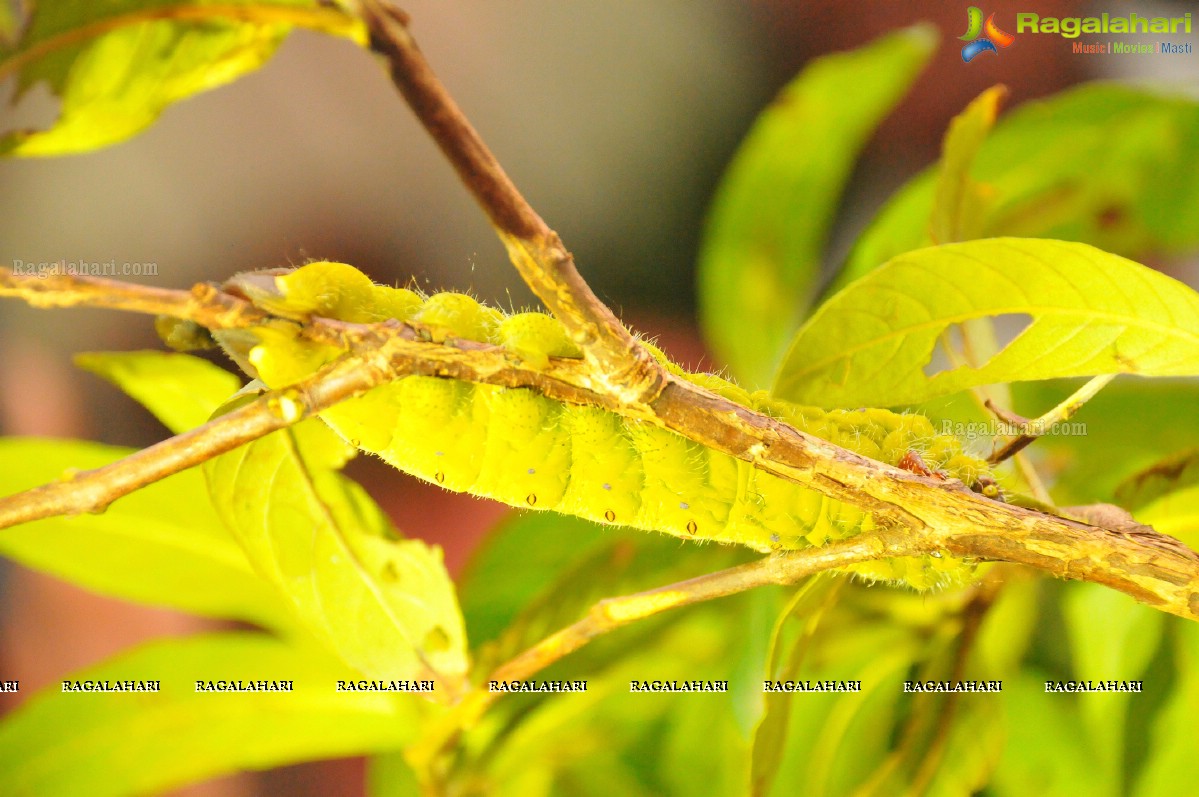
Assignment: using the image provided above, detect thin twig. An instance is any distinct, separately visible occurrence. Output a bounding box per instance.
[356,0,667,404]
[0,267,269,329]
[405,534,906,785]
[0,341,387,527]
[988,374,1116,464]
[0,266,368,350]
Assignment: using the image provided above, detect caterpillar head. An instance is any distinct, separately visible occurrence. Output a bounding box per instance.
[224,262,377,322]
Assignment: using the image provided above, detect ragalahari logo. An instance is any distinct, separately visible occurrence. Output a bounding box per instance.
[960,7,1015,62]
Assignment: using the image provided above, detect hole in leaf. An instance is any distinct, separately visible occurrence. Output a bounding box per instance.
[923,314,1033,379]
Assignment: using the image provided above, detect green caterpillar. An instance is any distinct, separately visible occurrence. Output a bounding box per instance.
[218,262,994,589]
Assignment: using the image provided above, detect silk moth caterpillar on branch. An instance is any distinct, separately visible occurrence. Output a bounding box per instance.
[217,262,997,589]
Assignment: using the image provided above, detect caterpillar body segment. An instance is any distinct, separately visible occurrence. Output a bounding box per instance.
[414,292,504,344]
[229,262,995,589]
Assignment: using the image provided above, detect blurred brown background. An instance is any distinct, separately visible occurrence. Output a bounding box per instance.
[1,0,1194,794]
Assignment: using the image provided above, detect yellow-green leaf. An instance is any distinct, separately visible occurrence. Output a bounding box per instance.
[75,350,241,433]
[697,24,936,387]
[749,576,838,797]
[203,418,470,691]
[1134,622,1199,797]
[1062,584,1164,787]
[459,511,608,649]
[927,85,1011,409]
[930,85,1007,246]
[775,238,1199,408]
[0,438,295,631]
[0,633,419,797]
[834,84,1199,295]
[991,673,1108,797]
[0,1,364,156]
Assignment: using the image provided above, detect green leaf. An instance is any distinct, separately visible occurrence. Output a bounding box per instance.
[459,511,608,649]
[750,576,839,797]
[764,624,923,797]
[974,578,1040,675]
[501,605,755,797]
[1015,378,1199,506]
[1062,583,1164,786]
[460,510,749,670]
[774,238,1199,408]
[1064,584,1164,683]
[475,678,617,797]
[926,85,1012,409]
[470,537,653,674]
[0,437,295,630]
[834,83,1199,294]
[929,85,1007,245]
[75,350,241,434]
[460,588,767,796]
[1134,622,1199,797]
[1131,487,1199,543]
[0,1,364,156]
[0,632,419,797]
[919,698,1004,797]
[991,673,1110,797]
[203,418,470,691]
[696,24,936,387]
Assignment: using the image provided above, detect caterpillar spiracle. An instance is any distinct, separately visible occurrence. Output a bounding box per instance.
[218,262,996,589]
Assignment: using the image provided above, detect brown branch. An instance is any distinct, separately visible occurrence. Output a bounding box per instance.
[405,534,904,786]
[0,267,270,330]
[3,271,1199,622]
[356,0,666,404]
[0,338,384,528]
